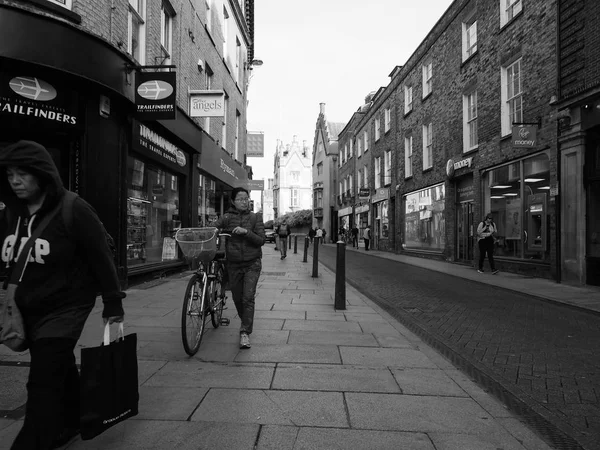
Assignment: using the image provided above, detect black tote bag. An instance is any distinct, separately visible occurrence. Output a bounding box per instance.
[80,323,139,440]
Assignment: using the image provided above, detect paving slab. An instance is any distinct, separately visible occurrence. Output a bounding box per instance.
[234,344,341,364]
[254,425,298,450]
[247,318,285,330]
[340,347,438,368]
[290,295,333,304]
[253,310,306,320]
[272,363,400,393]
[372,333,415,348]
[291,427,434,450]
[304,311,346,321]
[390,368,468,397]
[288,330,378,347]
[0,366,28,411]
[65,420,259,450]
[271,303,336,312]
[495,418,555,450]
[282,319,361,332]
[143,361,274,389]
[428,431,529,450]
[190,389,348,427]
[136,386,208,420]
[344,312,389,323]
[201,328,290,345]
[0,421,20,450]
[137,359,168,385]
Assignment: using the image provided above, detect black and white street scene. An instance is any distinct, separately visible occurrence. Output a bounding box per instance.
[1,0,599,449]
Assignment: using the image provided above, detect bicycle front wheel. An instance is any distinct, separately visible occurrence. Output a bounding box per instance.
[181,274,207,356]
[210,266,226,328]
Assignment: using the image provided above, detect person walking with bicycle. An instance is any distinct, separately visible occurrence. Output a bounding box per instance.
[276,219,291,260]
[214,187,265,349]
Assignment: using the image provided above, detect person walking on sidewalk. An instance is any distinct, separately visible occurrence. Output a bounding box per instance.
[276,219,291,259]
[315,227,323,244]
[215,187,265,349]
[351,226,359,248]
[477,213,499,274]
[363,225,372,251]
[321,228,327,244]
[0,140,126,450]
[308,227,316,244]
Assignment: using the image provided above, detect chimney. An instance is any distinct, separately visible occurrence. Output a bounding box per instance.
[319,103,325,114]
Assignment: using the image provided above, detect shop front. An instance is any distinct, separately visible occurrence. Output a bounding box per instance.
[338,206,352,236]
[372,187,390,250]
[455,175,475,262]
[127,121,191,274]
[403,183,446,253]
[481,150,554,279]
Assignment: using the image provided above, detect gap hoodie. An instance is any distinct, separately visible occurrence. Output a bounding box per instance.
[0,141,125,341]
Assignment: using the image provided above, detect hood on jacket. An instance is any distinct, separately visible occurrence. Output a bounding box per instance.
[0,140,65,213]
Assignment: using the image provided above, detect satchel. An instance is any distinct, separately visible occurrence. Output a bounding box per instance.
[80,322,139,440]
[0,199,63,352]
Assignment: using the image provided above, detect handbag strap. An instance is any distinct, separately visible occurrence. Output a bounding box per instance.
[9,197,64,284]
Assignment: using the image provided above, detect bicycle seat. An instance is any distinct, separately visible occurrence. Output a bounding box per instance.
[215,250,226,260]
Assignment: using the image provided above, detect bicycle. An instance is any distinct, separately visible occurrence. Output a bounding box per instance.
[175,227,231,356]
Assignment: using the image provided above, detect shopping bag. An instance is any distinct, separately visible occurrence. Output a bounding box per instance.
[80,322,139,440]
[0,284,28,352]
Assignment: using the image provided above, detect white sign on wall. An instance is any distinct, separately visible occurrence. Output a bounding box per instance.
[189,90,225,117]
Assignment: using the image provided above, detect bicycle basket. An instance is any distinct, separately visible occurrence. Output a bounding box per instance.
[175,227,218,264]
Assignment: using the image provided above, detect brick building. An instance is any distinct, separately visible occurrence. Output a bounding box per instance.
[556,0,600,285]
[0,0,255,284]
[338,0,561,280]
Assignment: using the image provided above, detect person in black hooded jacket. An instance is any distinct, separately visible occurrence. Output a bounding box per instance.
[0,141,125,449]
[214,187,264,349]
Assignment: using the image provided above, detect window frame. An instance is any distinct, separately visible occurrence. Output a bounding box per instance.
[501,58,523,136]
[375,117,381,141]
[463,90,478,152]
[375,156,381,189]
[462,16,477,61]
[404,85,413,114]
[422,62,433,98]
[48,0,73,9]
[405,135,413,179]
[423,123,433,170]
[384,150,392,186]
[384,108,391,133]
[128,0,146,64]
[363,130,369,152]
[500,0,523,27]
[160,2,174,63]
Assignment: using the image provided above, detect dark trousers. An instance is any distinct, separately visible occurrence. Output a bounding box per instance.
[352,236,358,247]
[279,237,288,257]
[228,259,262,335]
[364,239,370,251]
[478,238,496,271]
[12,338,79,450]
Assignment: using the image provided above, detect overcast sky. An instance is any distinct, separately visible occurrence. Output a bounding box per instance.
[246,0,455,182]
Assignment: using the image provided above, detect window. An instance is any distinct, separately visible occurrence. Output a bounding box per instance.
[160,2,174,64]
[384,150,391,186]
[205,0,212,33]
[349,175,353,194]
[375,157,381,189]
[343,178,348,195]
[344,143,348,163]
[363,166,368,188]
[423,123,433,170]
[358,168,363,188]
[128,0,146,64]
[318,142,324,153]
[462,16,477,61]
[315,190,323,208]
[463,91,478,151]
[291,171,300,183]
[204,64,214,133]
[235,38,242,82]
[364,130,369,152]
[222,7,229,61]
[317,162,323,176]
[375,118,381,141]
[234,111,240,161]
[500,0,522,27]
[404,85,413,114]
[221,93,228,149]
[357,135,363,157]
[48,0,72,9]
[349,139,353,157]
[291,189,298,207]
[422,62,432,98]
[501,58,523,136]
[339,181,343,198]
[405,135,413,178]
[384,108,391,133]
[403,183,446,251]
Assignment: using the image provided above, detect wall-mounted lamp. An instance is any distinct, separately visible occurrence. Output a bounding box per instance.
[246,59,263,70]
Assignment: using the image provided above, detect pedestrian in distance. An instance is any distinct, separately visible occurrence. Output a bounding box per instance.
[321,228,327,244]
[308,227,316,244]
[351,226,359,248]
[363,225,372,251]
[315,227,323,244]
[214,187,265,349]
[477,213,499,274]
[275,219,291,259]
[0,140,126,450]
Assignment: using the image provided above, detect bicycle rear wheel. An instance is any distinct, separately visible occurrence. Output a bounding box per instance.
[210,266,226,328]
[181,274,207,356]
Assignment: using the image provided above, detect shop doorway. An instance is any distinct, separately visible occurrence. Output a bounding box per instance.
[457,201,474,262]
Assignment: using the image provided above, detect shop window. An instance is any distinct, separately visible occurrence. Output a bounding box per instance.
[376,200,389,239]
[403,183,445,251]
[127,157,181,267]
[128,0,146,64]
[483,151,550,261]
[198,173,218,226]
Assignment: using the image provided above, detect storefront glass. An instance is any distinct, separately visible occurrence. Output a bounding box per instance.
[482,151,550,261]
[198,173,218,226]
[127,156,181,267]
[404,183,446,251]
[376,200,389,238]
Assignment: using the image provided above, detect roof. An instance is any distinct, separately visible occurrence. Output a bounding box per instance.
[326,122,346,141]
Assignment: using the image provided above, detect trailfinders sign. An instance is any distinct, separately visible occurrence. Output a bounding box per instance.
[512,125,537,148]
[135,71,177,120]
[189,90,225,117]
[133,122,187,170]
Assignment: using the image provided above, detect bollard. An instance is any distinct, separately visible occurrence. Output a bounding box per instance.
[289,235,292,250]
[334,240,346,309]
[312,236,319,278]
[294,235,298,254]
[303,236,309,262]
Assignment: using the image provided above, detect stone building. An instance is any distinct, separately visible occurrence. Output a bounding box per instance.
[273,136,312,217]
[0,0,255,284]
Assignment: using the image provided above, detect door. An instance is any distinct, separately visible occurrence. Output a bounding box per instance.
[457,201,474,261]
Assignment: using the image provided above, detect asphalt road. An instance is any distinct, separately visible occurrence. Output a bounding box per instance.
[317,244,600,450]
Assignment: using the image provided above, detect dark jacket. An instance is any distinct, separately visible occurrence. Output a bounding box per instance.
[277,223,291,237]
[0,141,125,341]
[215,207,265,265]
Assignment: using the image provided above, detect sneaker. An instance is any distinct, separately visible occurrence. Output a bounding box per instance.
[477,270,484,273]
[280,255,284,260]
[240,333,251,349]
[492,269,499,275]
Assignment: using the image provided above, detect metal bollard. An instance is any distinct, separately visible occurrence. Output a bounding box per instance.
[294,235,298,254]
[289,235,292,250]
[312,236,319,278]
[303,236,309,262]
[334,240,346,309]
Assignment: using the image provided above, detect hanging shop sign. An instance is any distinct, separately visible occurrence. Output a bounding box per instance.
[358,188,370,199]
[446,156,473,179]
[198,133,248,186]
[512,125,537,148]
[135,71,177,120]
[0,71,83,130]
[132,121,187,170]
[244,179,265,191]
[456,175,474,202]
[371,187,389,203]
[338,206,353,217]
[247,132,265,157]
[355,204,369,214]
[189,90,225,117]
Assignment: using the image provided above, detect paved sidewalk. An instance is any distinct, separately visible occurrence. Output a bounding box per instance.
[336,242,600,314]
[0,248,554,450]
